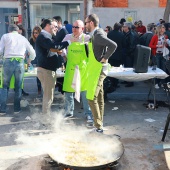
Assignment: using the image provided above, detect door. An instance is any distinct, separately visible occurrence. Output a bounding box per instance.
[68,11,80,24]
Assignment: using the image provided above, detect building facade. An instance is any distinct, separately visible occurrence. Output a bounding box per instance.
[0,0,168,38]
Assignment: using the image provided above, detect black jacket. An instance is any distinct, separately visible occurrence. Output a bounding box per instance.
[139,32,153,47]
[53,28,68,42]
[123,31,136,57]
[107,30,124,61]
[35,31,69,71]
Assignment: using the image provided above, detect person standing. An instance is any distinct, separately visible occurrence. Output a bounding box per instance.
[30,26,42,96]
[123,22,136,87]
[63,20,73,34]
[149,24,167,89]
[85,14,117,133]
[53,16,68,42]
[107,22,124,89]
[52,16,68,94]
[62,20,93,123]
[35,19,70,123]
[136,20,146,36]
[0,24,36,115]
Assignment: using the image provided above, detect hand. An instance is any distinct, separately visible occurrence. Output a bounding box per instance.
[57,50,63,55]
[27,58,32,65]
[157,44,163,48]
[100,58,107,63]
[50,48,62,53]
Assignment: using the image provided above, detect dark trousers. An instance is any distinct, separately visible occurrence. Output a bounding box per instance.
[108,59,122,87]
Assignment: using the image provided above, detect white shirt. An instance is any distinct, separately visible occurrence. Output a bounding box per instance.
[62,33,90,56]
[0,31,35,60]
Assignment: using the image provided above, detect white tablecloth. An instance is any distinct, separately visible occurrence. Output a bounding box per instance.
[107,67,169,82]
[24,67,169,82]
[24,68,65,78]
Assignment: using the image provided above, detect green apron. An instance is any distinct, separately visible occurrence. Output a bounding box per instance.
[86,42,102,100]
[63,36,88,92]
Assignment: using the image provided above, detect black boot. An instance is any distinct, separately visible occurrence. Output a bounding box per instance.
[22,89,29,96]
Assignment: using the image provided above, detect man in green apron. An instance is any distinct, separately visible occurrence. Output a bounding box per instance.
[62,20,93,123]
[85,14,117,133]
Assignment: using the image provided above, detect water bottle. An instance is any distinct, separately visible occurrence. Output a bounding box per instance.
[28,63,33,72]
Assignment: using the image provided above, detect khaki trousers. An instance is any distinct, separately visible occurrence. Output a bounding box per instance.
[88,73,106,129]
[37,67,56,115]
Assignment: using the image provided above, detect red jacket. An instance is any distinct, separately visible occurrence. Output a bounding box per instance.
[149,35,158,56]
[149,35,168,56]
[136,26,146,34]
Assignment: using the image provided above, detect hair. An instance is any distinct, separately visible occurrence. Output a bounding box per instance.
[160,20,165,24]
[31,26,42,42]
[17,24,26,36]
[131,25,136,31]
[87,14,99,27]
[147,23,155,31]
[155,24,165,36]
[64,20,68,25]
[119,18,126,24]
[113,22,121,31]
[106,26,112,32]
[41,19,54,29]
[8,24,19,32]
[53,16,62,23]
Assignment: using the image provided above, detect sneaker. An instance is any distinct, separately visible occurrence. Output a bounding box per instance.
[14,110,21,114]
[155,84,159,89]
[91,128,103,133]
[96,128,103,133]
[0,112,6,116]
[86,115,93,123]
[64,114,73,118]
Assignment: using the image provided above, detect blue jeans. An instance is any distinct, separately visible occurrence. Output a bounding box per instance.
[0,59,24,112]
[64,91,92,116]
[152,53,166,84]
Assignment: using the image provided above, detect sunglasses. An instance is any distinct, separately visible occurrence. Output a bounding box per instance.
[72,26,80,29]
[33,32,38,34]
[85,21,90,25]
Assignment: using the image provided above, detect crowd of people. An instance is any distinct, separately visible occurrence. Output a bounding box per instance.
[104,18,170,93]
[0,14,169,133]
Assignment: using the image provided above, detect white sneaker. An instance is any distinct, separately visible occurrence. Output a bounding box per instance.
[86,115,93,123]
[155,84,159,89]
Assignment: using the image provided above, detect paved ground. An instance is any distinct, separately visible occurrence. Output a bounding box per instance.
[0,77,170,170]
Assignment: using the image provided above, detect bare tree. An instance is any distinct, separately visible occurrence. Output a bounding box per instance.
[164,0,170,22]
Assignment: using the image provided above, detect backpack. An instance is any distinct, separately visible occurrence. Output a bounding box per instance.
[139,33,153,47]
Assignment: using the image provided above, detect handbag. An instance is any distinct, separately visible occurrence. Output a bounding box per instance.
[163,46,169,59]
